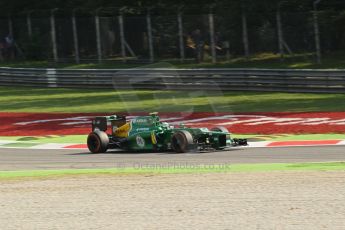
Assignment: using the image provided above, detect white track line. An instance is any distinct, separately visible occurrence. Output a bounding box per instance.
[31,143,77,149]
[336,140,345,145]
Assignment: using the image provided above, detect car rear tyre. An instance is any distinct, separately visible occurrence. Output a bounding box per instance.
[171,130,194,153]
[87,131,109,153]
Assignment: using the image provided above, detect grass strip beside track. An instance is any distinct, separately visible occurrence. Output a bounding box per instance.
[1,162,345,180]
[1,86,345,113]
[0,135,87,143]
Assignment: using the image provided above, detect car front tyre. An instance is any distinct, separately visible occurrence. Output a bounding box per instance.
[171,130,194,153]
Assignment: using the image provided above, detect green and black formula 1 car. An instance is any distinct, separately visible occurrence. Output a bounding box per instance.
[87,112,247,153]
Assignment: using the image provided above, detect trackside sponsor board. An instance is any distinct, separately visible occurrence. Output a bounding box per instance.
[1,112,345,136]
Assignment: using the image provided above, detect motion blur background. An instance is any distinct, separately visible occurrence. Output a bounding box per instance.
[0,0,344,64]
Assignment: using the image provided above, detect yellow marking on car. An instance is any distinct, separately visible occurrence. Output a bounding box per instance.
[114,122,131,138]
[151,132,157,145]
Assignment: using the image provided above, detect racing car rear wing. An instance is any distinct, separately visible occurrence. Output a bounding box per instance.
[91,115,126,132]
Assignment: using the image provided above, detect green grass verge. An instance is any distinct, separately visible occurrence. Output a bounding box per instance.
[1,134,345,144]
[0,135,86,143]
[1,162,345,180]
[1,142,38,148]
[1,86,345,113]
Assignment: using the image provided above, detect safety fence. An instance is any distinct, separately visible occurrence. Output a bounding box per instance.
[1,67,345,93]
[0,6,343,64]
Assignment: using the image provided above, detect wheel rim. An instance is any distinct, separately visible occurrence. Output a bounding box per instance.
[87,134,101,153]
[172,133,187,153]
[172,136,181,152]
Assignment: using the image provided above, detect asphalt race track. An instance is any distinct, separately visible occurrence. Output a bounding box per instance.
[0,146,345,170]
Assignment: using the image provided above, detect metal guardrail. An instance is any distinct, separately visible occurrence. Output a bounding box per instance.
[1,67,345,93]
